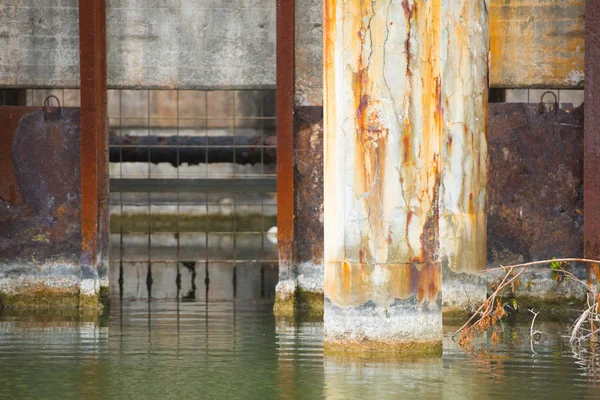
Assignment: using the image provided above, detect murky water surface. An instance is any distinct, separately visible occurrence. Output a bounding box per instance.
[0,266,599,399]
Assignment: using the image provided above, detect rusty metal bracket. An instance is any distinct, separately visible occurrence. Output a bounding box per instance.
[538,91,559,114]
[43,95,62,121]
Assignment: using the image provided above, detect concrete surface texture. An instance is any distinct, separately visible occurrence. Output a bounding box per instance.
[323,0,488,352]
[0,0,275,89]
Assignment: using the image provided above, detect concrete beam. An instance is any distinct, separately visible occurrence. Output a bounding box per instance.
[490,0,585,89]
[0,0,584,90]
[323,0,488,354]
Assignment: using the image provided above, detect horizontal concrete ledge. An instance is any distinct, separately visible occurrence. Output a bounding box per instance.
[324,339,443,358]
[0,291,104,312]
[110,178,276,193]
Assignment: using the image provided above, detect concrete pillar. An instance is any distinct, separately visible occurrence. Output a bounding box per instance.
[323,0,488,354]
[275,0,326,318]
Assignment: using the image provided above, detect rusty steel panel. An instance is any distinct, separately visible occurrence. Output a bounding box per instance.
[324,0,488,348]
[490,0,585,89]
[79,0,109,282]
[488,103,583,265]
[0,108,82,289]
[294,106,324,267]
[584,0,600,262]
[276,0,295,281]
[0,107,35,206]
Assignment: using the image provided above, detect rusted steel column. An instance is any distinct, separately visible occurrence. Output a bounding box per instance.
[585,0,600,273]
[79,0,109,297]
[324,0,488,353]
[275,0,297,315]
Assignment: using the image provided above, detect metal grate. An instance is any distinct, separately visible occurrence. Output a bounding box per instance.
[23,88,278,300]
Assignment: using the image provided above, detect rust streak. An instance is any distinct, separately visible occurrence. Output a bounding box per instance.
[79,0,108,276]
[276,0,295,270]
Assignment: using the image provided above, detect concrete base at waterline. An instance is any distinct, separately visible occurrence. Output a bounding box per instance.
[324,298,443,357]
[442,264,487,318]
[0,259,106,311]
[274,262,324,319]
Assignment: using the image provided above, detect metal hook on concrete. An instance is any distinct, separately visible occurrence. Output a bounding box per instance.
[539,91,558,114]
[43,95,62,121]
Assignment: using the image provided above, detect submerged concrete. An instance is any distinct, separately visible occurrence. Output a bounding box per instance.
[323,0,488,353]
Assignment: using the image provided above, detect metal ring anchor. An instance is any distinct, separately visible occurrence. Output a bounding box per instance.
[539,91,558,114]
[43,95,62,121]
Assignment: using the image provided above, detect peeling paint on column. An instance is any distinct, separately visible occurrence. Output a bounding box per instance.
[324,0,488,352]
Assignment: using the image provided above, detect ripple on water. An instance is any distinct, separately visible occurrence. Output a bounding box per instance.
[0,301,599,399]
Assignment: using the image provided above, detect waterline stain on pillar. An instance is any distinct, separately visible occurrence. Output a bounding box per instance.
[324,0,488,354]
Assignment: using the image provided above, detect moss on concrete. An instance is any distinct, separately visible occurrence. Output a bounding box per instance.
[324,339,443,358]
[273,287,324,320]
[273,293,296,319]
[0,287,104,313]
[507,295,586,321]
[443,306,474,323]
[295,289,324,319]
[99,286,110,309]
[0,289,80,309]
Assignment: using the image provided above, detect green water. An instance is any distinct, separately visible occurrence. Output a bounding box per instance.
[0,296,599,399]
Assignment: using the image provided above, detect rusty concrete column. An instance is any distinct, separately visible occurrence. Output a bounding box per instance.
[439,1,489,315]
[79,0,110,300]
[275,0,325,318]
[324,0,488,353]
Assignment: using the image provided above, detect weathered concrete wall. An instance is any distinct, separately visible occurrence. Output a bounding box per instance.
[2,0,585,90]
[323,0,488,352]
[490,0,585,88]
[295,0,322,107]
[0,108,103,309]
[0,0,275,89]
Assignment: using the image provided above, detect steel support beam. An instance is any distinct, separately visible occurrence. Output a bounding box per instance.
[79,0,109,287]
[275,0,297,314]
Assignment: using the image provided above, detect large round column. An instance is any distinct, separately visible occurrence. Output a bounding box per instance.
[323,0,488,354]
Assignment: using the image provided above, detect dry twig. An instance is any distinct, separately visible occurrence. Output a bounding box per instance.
[453,258,600,353]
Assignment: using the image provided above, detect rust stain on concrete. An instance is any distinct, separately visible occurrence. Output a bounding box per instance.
[490,0,585,88]
[324,0,489,316]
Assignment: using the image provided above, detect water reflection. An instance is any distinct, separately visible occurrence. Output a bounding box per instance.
[1,267,600,398]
